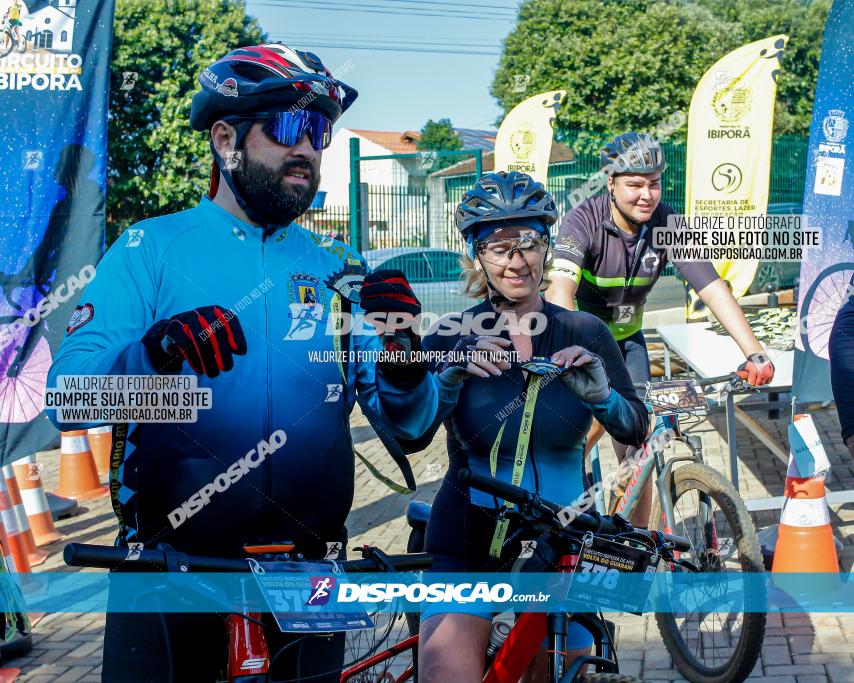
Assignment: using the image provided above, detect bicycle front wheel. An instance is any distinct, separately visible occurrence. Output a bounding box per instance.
[650,463,766,683]
[340,609,419,683]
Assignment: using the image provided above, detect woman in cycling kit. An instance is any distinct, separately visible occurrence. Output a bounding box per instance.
[416,172,650,682]
[547,132,776,525]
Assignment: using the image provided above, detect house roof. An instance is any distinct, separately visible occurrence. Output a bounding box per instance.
[454,128,497,151]
[349,129,420,153]
[429,141,576,177]
[347,127,497,155]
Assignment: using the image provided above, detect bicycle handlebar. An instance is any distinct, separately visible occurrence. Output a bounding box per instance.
[63,543,433,573]
[457,468,690,552]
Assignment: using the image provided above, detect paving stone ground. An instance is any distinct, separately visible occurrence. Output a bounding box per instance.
[6,403,854,682]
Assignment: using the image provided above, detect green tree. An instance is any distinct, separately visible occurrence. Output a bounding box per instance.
[416,118,463,170]
[492,0,829,146]
[107,0,263,242]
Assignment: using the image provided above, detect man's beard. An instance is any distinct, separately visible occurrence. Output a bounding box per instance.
[232,151,320,227]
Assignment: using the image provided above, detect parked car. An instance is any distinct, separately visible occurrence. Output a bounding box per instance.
[364,247,473,317]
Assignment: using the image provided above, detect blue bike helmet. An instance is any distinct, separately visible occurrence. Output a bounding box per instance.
[455,171,558,257]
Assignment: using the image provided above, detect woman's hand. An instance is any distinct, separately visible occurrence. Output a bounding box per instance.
[551,346,611,403]
[439,335,513,385]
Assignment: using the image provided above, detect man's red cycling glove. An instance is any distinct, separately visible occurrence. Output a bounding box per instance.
[142,305,247,378]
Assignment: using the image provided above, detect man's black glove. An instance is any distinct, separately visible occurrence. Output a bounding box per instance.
[359,270,426,388]
[142,306,247,378]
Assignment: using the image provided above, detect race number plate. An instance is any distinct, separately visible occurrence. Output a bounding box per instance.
[249,560,373,633]
[566,535,660,614]
[645,379,709,416]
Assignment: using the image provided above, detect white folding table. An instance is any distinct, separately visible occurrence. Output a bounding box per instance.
[654,323,853,510]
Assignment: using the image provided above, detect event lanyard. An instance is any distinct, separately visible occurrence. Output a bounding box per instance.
[488,373,544,558]
[330,292,413,495]
[331,292,347,382]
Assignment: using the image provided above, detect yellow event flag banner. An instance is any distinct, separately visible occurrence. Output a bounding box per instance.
[685,35,788,319]
[493,90,566,184]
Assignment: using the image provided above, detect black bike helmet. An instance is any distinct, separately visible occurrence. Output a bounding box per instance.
[600,132,667,175]
[454,171,558,242]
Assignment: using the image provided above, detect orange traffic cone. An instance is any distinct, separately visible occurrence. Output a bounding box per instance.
[55,431,108,501]
[11,455,62,547]
[772,415,839,573]
[0,517,17,573]
[2,466,49,566]
[0,478,30,573]
[87,426,112,481]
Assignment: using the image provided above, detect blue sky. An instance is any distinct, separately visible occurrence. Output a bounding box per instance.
[245,0,520,133]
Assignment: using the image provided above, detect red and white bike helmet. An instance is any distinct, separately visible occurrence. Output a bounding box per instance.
[190,43,357,130]
[190,43,357,225]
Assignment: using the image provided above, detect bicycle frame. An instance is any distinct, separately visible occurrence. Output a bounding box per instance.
[592,405,718,557]
[485,609,620,683]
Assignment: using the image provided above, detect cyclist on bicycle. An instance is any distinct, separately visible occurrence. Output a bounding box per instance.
[46,43,439,683]
[547,132,775,524]
[416,171,649,682]
[6,0,21,40]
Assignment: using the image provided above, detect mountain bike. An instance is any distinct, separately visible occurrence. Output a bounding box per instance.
[373,471,694,683]
[63,541,432,682]
[592,373,766,683]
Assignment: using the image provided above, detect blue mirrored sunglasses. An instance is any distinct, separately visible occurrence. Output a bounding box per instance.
[261,109,332,151]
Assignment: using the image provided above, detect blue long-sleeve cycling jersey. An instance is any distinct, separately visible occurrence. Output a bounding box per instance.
[46,196,438,557]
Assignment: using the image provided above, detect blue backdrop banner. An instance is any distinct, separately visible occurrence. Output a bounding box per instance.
[793,0,854,401]
[0,0,115,464]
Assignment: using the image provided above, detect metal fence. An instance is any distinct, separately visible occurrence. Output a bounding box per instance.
[301,132,808,315]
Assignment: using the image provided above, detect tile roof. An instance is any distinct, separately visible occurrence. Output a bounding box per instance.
[349,129,420,153]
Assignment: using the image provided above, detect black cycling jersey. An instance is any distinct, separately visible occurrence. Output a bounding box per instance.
[419,299,648,568]
[553,193,719,340]
[830,297,854,444]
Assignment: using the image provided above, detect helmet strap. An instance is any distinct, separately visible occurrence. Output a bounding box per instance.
[610,188,643,231]
[209,121,270,227]
[477,251,548,309]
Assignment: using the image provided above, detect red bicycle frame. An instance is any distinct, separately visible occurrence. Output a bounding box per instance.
[484,611,548,682]
[227,612,271,681]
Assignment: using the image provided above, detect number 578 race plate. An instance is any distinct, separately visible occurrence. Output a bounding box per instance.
[566,535,660,614]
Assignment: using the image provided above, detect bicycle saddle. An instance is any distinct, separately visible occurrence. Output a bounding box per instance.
[405,500,431,530]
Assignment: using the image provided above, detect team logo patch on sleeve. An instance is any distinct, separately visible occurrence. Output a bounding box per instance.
[324,260,366,304]
[66,304,94,334]
[555,235,583,258]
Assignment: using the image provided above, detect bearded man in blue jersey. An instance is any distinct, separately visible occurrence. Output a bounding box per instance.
[46,44,437,683]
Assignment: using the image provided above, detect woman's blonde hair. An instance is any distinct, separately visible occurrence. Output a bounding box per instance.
[459,252,554,300]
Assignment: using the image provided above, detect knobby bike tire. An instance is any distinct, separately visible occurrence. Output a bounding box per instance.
[650,463,765,683]
[580,674,644,683]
